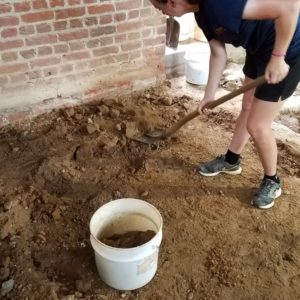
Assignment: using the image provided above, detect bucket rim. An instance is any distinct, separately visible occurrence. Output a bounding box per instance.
[89,198,163,251]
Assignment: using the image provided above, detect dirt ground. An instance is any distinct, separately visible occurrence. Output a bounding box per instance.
[0,78,300,300]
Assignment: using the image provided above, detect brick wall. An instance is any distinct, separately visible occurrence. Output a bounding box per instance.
[0,0,166,125]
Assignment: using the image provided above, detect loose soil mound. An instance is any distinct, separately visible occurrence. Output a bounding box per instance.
[0,83,299,300]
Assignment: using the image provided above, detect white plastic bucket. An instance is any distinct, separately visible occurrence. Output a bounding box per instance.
[184,43,210,85]
[89,198,163,291]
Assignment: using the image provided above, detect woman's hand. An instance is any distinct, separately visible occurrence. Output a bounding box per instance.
[197,97,214,114]
[265,56,290,84]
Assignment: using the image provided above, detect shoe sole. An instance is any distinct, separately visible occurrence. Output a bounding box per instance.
[198,166,242,177]
[251,188,282,209]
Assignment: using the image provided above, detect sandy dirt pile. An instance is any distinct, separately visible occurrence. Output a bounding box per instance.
[0,82,300,300]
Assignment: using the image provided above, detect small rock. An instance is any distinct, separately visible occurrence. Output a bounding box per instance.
[161,96,173,106]
[0,256,10,281]
[121,292,127,298]
[183,103,190,110]
[98,105,109,115]
[1,279,14,297]
[87,118,93,124]
[115,123,122,131]
[219,190,225,196]
[75,279,91,293]
[74,291,83,297]
[110,109,120,118]
[284,190,291,195]
[60,295,75,300]
[114,191,122,198]
[4,201,13,211]
[74,113,83,121]
[140,191,149,197]
[86,124,97,134]
[187,291,194,300]
[0,229,8,240]
[12,147,19,152]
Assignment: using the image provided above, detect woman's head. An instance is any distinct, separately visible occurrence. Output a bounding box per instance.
[150,0,199,17]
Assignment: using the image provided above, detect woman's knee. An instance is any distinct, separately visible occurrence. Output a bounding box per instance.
[246,119,270,139]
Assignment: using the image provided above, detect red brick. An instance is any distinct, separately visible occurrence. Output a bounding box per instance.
[60,64,73,73]
[26,34,57,46]
[100,36,113,46]
[63,51,90,61]
[117,21,142,33]
[38,46,53,56]
[20,49,37,59]
[0,39,23,51]
[0,63,28,74]
[143,36,165,47]
[0,3,12,14]
[0,76,8,86]
[100,15,112,25]
[30,57,61,68]
[43,67,58,77]
[9,73,27,84]
[142,29,152,38]
[36,23,52,33]
[68,0,81,5]
[50,0,64,7]
[70,19,83,28]
[129,50,142,60]
[121,41,142,51]
[33,0,48,9]
[114,13,126,22]
[128,10,139,19]
[140,7,151,17]
[19,25,35,35]
[58,29,88,41]
[54,44,69,53]
[21,11,54,23]
[116,0,141,10]
[55,7,85,19]
[128,32,140,40]
[90,26,115,37]
[0,16,19,27]
[157,25,166,35]
[27,70,42,79]
[1,28,17,38]
[88,4,114,14]
[86,39,99,48]
[84,0,96,3]
[2,52,18,62]
[85,17,98,26]
[114,34,126,43]
[14,2,31,12]
[54,21,67,31]
[115,53,129,62]
[93,46,119,57]
[69,41,85,50]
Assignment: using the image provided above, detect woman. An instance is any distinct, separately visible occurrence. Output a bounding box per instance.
[150,0,300,209]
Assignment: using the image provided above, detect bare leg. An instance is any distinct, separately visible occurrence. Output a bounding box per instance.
[247,98,284,175]
[228,77,256,154]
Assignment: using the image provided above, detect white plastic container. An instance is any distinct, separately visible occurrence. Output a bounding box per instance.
[89,198,163,291]
[184,43,210,85]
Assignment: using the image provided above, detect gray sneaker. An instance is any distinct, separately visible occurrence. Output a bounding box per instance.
[251,178,282,209]
[197,155,242,177]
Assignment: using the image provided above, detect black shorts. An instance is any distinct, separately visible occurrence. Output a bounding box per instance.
[243,52,300,102]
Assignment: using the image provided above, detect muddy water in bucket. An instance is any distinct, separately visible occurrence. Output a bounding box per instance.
[89,198,163,291]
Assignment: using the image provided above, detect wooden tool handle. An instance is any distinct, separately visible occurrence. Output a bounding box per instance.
[165,75,266,137]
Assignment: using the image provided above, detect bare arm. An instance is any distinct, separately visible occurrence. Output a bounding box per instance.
[198,39,227,112]
[243,0,300,83]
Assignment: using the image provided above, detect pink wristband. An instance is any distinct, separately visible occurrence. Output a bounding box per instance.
[271,51,286,57]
